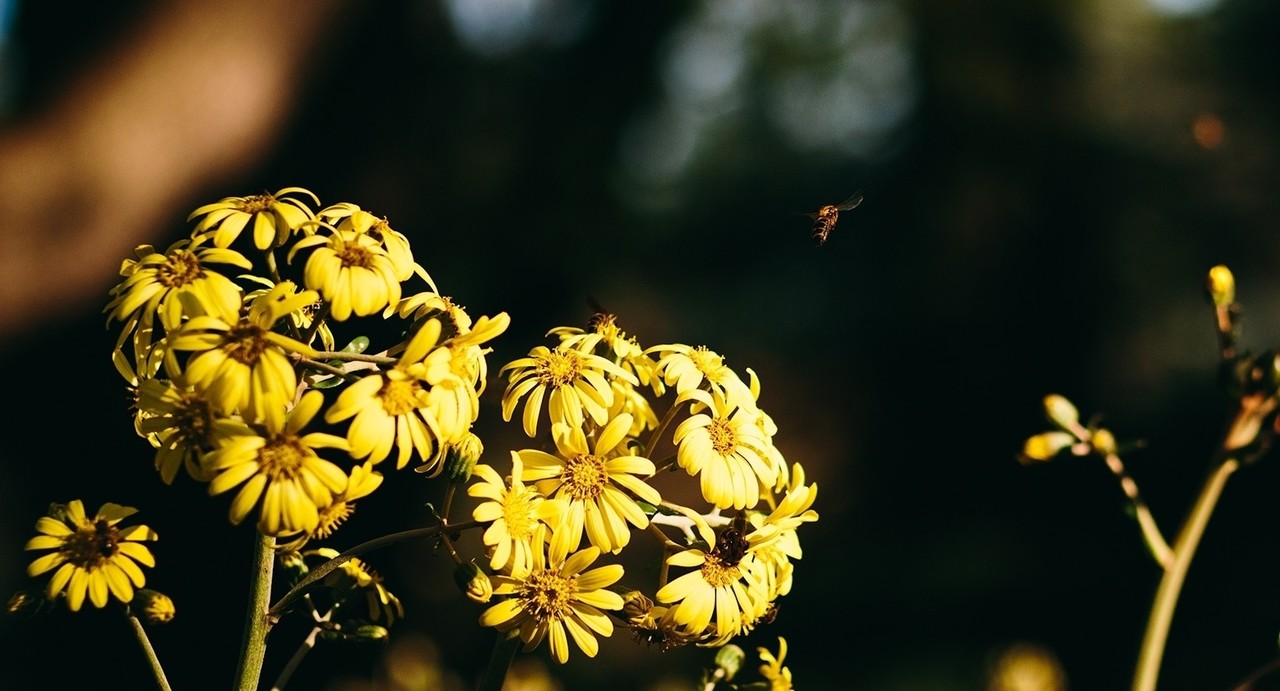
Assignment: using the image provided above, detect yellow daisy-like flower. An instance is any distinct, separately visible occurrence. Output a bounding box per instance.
[479,525,625,664]
[189,186,318,250]
[551,313,663,394]
[24,501,158,612]
[204,390,351,536]
[517,413,662,554]
[168,281,319,426]
[758,637,794,691]
[417,312,511,447]
[746,463,818,603]
[276,462,384,553]
[106,240,251,329]
[134,377,221,484]
[673,390,779,510]
[106,240,251,385]
[290,228,403,322]
[318,203,436,287]
[468,453,564,575]
[325,319,447,470]
[501,343,637,438]
[647,343,753,410]
[655,510,768,644]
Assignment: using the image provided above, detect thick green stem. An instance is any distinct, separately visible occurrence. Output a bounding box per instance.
[476,630,522,691]
[127,611,172,691]
[1131,458,1238,691]
[234,532,277,691]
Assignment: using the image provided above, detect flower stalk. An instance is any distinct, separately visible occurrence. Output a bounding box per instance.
[233,532,276,691]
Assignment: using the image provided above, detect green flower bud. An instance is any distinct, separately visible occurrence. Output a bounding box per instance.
[440,432,484,483]
[1042,394,1079,430]
[276,550,309,583]
[714,644,746,681]
[351,624,390,644]
[1207,265,1235,307]
[134,589,176,624]
[453,562,493,604]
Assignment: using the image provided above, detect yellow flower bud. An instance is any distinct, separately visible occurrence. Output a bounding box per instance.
[622,590,654,623]
[453,562,493,604]
[1021,431,1076,463]
[134,589,176,624]
[1091,428,1117,455]
[1042,394,1079,430]
[1206,265,1235,307]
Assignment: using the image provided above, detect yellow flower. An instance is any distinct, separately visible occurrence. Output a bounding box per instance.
[106,240,251,385]
[468,454,563,575]
[656,510,768,645]
[673,390,779,510]
[325,319,448,470]
[551,313,663,394]
[290,228,403,322]
[276,461,384,552]
[479,525,625,664]
[204,390,351,536]
[501,343,637,438]
[134,378,220,484]
[318,203,436,287]
[517,413,662,554]
[189,186,318,250]
[647,343,753,410]
[757,637,793,691]
[25,501,158,611]
[168,281,319,426]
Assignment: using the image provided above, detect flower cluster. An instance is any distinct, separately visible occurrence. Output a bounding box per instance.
[471,312,819,662]
[106,187,509,540]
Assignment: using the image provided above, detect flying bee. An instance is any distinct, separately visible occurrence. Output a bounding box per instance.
[803,190,863,246]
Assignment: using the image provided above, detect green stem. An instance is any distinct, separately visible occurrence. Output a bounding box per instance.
[476,630,522,691]
[268,520,481,618]
[126,610,172,691]
[234,532,277,691]
[1131,458,1238,691]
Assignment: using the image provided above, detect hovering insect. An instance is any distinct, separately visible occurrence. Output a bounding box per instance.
[803,190,864,246]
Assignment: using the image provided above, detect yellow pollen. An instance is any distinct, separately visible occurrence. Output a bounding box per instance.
[62,520,119,569]
[562,454,606,500]
[699,554,741,589]
[222,323,270,365]
[502,487,539,539]
[258,437,309,482]
[157,249,204,288]
[690,347,723,376]
[313,502,355,540]
[238,194,273,214]
[537,349,583,388]
[336,242,376,270]
[518,569,574,622]
[707,419,738,456]
[379,378,423,416]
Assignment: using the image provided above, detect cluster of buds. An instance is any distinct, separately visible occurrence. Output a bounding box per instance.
[1020,394,1117,463]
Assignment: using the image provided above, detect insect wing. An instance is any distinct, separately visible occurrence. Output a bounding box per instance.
[835,191,864,212]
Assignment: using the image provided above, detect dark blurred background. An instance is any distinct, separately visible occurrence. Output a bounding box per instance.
[3,0,1280,689]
